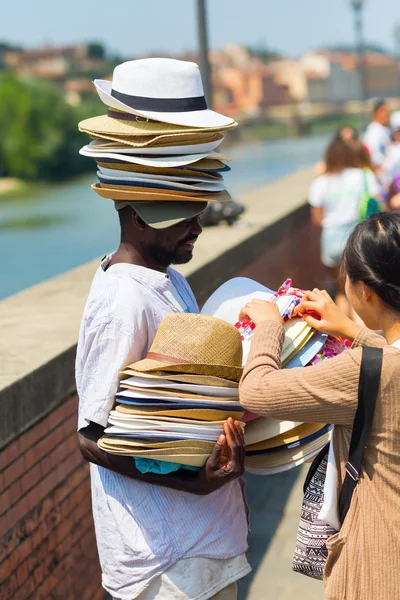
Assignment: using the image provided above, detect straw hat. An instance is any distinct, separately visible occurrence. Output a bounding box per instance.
[92,184,232,203]
[118,385,238,402]
[98,435,215,452]
[97,174,225,193]
[86,132,224,153]
[126,313,243,381]
[244,417,302,446]
[97,162,223,180]
[245,448,321,476]
[244,428,332,470]
[94,58,234,128]
[246,423,328,454]
[79,114,236,137]
[115,404,244,421]
[120,369,239,388]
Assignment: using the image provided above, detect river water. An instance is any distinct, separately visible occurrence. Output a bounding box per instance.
[0,135,328,300]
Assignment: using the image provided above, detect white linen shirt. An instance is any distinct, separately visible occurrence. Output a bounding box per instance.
[75,258,249,600]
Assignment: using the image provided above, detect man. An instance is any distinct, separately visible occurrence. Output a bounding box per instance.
[76,199,250,600]
[363,99,391,169]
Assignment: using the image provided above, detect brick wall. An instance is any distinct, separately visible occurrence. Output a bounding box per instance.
[0,395,103,600]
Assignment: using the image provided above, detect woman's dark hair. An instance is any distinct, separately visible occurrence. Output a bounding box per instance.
[342,213,400,312]
[325,138,359,173]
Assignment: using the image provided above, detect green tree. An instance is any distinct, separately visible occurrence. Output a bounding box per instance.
[0,73,103,180]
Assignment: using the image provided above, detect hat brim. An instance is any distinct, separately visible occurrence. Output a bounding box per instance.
[127,357,242,382]
[91,183,231,203]
[80,146,229,168]
[97,162,223,180]
[246,423,328,454]
[86,132,224,154]
[94,80,235,128]
[119,384,238,402]
[244,417,303,446]
[114,200,207,229]
[99,174,225,192]
[115,404,244,421]
[120,369,239,388]
[79,114,237,137]
[244,429,332,471]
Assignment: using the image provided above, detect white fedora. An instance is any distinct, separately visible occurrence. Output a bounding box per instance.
[79,147,230,168]
[94,58,234,128]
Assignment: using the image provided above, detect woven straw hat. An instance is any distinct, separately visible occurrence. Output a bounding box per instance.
[115,404,244,421]
[92,184,231,203]
[246,423,328,454]
[98,435,215,452]
[119,369,239,388]
[86,131,224,151]
[127,313,243,381]
[244,428,332,470]
[79,114,237,137]
[80,146,230,168]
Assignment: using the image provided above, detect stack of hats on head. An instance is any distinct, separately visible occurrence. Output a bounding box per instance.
[78,58,237,228]
[98,313,245,469]
[202,277,349,475]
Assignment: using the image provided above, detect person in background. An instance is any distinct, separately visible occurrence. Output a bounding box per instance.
[308,136,381,315]
[363,99,391,170]
[383,111,400,209]
[313,127,359,176]
[238,212,400,600]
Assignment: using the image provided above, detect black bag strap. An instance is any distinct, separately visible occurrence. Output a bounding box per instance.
[338,346,383,524]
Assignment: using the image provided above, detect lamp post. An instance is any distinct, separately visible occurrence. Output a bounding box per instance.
[196,0,212,107]
[350,0,367,128]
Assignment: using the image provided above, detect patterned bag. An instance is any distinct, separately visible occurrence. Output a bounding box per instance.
[292,347,383,580]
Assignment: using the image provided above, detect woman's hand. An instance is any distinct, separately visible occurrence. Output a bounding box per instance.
[200,418,245,493]
[238,300,284,326]
[292,288,362,340]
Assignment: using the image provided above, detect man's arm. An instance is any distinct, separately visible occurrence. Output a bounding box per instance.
[78,418,245,496]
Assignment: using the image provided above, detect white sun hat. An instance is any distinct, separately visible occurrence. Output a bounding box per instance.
[79,147,229,168]
[94,58,235,128]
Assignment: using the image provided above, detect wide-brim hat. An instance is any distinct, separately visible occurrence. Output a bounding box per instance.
[120,374,239,397]
[92,183,232,203]
[245,448,322,476]
[98,435,215,452]
[244,417,302,446]
[246,423,328,454]
[115,404,244,421]
[79,146,230,168]
[79,114,236,137]
[285,331,328,369]
[119,369,239,388]
[97,173,225,193]
[86,133,224,154]
[94,58,235,128]
[113,200,207,229]
[126,313,243,382]
[244,428,332,471]
[98,164,223,181]
[118,385,238,402]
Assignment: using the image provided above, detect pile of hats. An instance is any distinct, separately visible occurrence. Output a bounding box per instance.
[202,277,348,475]
[98,313,245,468]
[78,57,236,223]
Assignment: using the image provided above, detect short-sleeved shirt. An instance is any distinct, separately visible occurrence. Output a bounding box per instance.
[75,257,249,600]
[308,168,381,228]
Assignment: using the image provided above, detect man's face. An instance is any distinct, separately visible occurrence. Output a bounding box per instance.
[148,215,203,268]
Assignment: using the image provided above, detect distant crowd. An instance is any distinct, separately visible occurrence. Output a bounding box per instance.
[309,100,400,315]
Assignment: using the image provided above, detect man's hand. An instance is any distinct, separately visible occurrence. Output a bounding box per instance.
[197,418,245,494]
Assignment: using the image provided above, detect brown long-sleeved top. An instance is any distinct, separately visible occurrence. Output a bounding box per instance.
[240,322,400,600]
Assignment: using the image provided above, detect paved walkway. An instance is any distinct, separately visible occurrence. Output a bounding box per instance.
[238,466,324,600]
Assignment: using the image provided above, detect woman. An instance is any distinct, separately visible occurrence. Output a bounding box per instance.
[309,136,381,315]
[239,212,400,600]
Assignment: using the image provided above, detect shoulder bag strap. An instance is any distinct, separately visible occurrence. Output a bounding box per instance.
[338,346,383,524]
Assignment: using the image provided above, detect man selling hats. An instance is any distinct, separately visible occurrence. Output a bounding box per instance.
[76,58,250,600]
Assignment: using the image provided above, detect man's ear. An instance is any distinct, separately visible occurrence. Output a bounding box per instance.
[131,210,147,231]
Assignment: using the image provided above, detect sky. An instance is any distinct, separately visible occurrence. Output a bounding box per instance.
[2,0,400,58]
